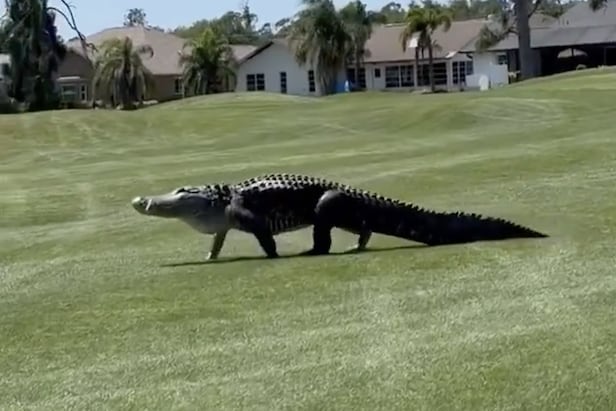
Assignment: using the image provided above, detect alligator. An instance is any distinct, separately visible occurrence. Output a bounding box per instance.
[130,173,548,260]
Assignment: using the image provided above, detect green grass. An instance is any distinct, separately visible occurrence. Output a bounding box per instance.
[2,68,616,410]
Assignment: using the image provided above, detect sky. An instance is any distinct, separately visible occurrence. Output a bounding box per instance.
[1,0,393,40]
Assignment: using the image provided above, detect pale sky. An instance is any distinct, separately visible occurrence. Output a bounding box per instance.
[1,0,394,40]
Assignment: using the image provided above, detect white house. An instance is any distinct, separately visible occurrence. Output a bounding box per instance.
[354,19,484,92]
[234,19,490,96]
[235,38,346,96]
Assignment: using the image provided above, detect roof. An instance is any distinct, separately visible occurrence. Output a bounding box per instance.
[237,38,289,63]
[363,18,487,62]
[459,13,558,52]
[530,24,616,48]
[66,26,257,75]
[239,20,486,66]
[553,0,616,27]
[461,6,616,53]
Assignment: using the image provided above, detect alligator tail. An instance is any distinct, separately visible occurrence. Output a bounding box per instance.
[368,200,548,246]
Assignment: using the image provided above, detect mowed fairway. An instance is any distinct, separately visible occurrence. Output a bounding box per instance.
[2,69,616,410]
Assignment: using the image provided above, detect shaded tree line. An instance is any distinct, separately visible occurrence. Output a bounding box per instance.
[0,0,609,113]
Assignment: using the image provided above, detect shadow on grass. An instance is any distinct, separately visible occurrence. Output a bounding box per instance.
[161,244,430,267]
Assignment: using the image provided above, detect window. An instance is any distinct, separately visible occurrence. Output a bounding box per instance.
[256,73,265,90]
[279,71,287,94]
[432,62,447,86]
[346,67,366,89]
[452,61,474,84]
[246,74,256,91]
[246,73,265,91]
[417,64,429,86]
[174,78,182,95]
[60,84,77,101]
[497,54,508,66]
[400,65,414,87]
[374,68,381,78]
[385,65,400,88]
[384,65,415,88]
[308,69,315,92]
[79,84,87,101]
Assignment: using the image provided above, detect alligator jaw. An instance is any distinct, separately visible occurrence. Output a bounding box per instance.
[132,196,163,216]
[131,196,151,214]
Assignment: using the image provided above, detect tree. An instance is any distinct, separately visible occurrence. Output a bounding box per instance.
[400,3,452,92]
[172,10,261,45]
[379,1,406,23]
[290,0,350,95]
[474,0,552,80]
[92,36,155,109]
[589,0,607,10]
[339,0,384,89]
[1,0,88,110]
[124,8,147,27]
[179,27,236,95]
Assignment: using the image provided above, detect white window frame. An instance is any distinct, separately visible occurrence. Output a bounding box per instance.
[79,84,87,102]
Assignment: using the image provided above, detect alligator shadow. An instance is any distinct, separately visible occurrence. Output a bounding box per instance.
[161,244,430,267]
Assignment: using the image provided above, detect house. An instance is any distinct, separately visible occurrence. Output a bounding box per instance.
[459,13,557,88]
[461,2,616,85]
[57,25,257,104]
[354,19,485,91]
[235,38,347,96]
[234,19,487,96]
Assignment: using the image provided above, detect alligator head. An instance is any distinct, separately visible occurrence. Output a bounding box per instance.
[131,184,233,234]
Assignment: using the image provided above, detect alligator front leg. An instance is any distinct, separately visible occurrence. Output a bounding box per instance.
[206,230,228,260]
[225,200,279,258]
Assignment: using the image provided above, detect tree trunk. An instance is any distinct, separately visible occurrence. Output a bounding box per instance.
[428,44,435,92]
[414,46,420,89]
[354,52,361,90]
[515,0,535,80]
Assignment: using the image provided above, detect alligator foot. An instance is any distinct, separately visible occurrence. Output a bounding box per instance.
[298,248,329,256]
[342,245,367,254]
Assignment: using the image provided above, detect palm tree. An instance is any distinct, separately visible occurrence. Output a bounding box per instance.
[92,36,155,110]
[400,5,452,92]
[290,0,350,95]
[339,0,383,90]
[179,27,236,95]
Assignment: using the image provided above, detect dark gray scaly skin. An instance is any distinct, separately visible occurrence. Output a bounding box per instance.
[131,173,548,260]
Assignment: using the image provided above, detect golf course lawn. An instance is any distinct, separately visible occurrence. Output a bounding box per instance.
[1,68,616,410]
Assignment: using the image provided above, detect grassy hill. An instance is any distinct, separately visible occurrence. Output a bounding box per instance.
[2,68,616,410]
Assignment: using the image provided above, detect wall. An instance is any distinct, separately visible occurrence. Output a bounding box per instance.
[359,53,473,92]
[468,51,510,88]
[235,42,324,96]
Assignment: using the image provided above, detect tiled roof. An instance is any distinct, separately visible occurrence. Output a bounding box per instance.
[67,26,257,75]
[239,19,487,65]
[363,19,487,63]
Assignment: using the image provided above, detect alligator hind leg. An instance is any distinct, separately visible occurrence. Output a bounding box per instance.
[300,190,356,256]
[344,229,372,253]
